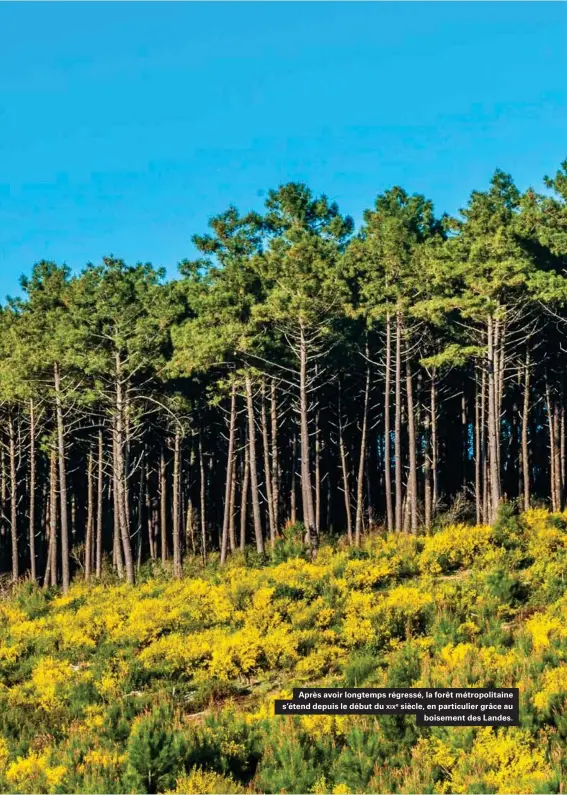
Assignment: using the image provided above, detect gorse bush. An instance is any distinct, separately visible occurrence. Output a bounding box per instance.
[1,510,567,792]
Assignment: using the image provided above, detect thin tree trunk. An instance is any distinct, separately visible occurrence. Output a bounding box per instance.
[115,358,134,585]
[112,435,124,578]
[406,355,418,533]
[314,405,321,537]
[290,432,297,523]
[554,401,562,510]
[338,383,353,544]
[85,447,94,580]
[487,317,501,521]
[431,369,438,519]
[199,431,207,563]
[480,365,488,522]
[95,430,103,578]
[245,373,264,554]
[221,383,237,564]
[160,448,167,564]
[172,427,181,578]
[270,379,279,536]
[54,363,70,593]
[240,440,249,551]
[384,313,394,532]
[8,414,18,582]
[49,448,57,586]
[299,323,317,550]
[474,371,481,525]
[260,378,276,549]
[228,447,237,552]
[521,351,530,512]
[355,355,370,545]
[545,376,557,511]
[28,399,37,582]
[394,313,403,531]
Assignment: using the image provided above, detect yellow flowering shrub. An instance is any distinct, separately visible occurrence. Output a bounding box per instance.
[446,728,553,794]
[1,512,567,794]
[5,751,66,794]
[419,523,493,574]
[169,768,246,794]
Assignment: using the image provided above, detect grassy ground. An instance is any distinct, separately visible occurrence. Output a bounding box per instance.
[0,506,567,793]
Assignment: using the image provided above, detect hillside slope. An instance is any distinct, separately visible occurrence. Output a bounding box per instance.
[0,508,566,794]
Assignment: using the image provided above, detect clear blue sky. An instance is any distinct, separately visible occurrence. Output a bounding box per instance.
[1,2,567,297]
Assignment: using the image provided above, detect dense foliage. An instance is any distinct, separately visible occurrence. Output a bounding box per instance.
[0,508,566,793]
[3,165,567,585]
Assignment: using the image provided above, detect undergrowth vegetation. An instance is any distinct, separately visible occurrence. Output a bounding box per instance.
[1,508,567,793]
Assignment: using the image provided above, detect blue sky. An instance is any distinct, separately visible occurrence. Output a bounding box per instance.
[1,2,566,297]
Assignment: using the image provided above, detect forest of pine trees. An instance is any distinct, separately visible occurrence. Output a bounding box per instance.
[3,163,567,592]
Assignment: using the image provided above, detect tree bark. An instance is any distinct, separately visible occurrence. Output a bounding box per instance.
[406,355,418,533]
[54,363,70,593]
[394,313,403,531]
[45,449,58,588]
[355,355,370,544]
[96,431,103,578]
[115,356,134,584]
[260,378,276,548]
[299,323,317,550]
[338,382,353,544]
[221,382,238,564]
[160,448,167,564]
[28,399,37,582]
[521,350,530,512]
[172,427,182,578]
[270,379,280,536]
[487,316,501,521]
[8,414,18,582]
[240,439,249,551]
[474,371,481,525]
[199,431,207,563]
[384,313,394,532]
[85,447,94,580]
[245,373,265,554]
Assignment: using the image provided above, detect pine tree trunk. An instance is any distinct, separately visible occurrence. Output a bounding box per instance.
[221,383,238,564]
[260,378,276,548]
[199,431,207,563]
[228,447,237,552]
[160,448,167,563]
[474,372,481,525]
[384,313,394,532]
[546,377,558,512]
[487,317,501,521]
[290,432,297,523]
[85,447,94,580]
[521,351,530,512]
[49,448,57,587]
[115,359,134,585]
[554,401,562,510]
[299,323,317,550]
[394,313,403,531]
[338,382,353,544]
[96,431,103,578]
[480,365,488,522]
[172,428,182,577]
[8,414,18,582]
[355,357,370,545]
[315,405,321,536]
[245,373,265,555]
[270,379,279,535]
[53,363,70,593]
[406,355,418,533]
[240,439,249,551]
[28,398,37,582]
